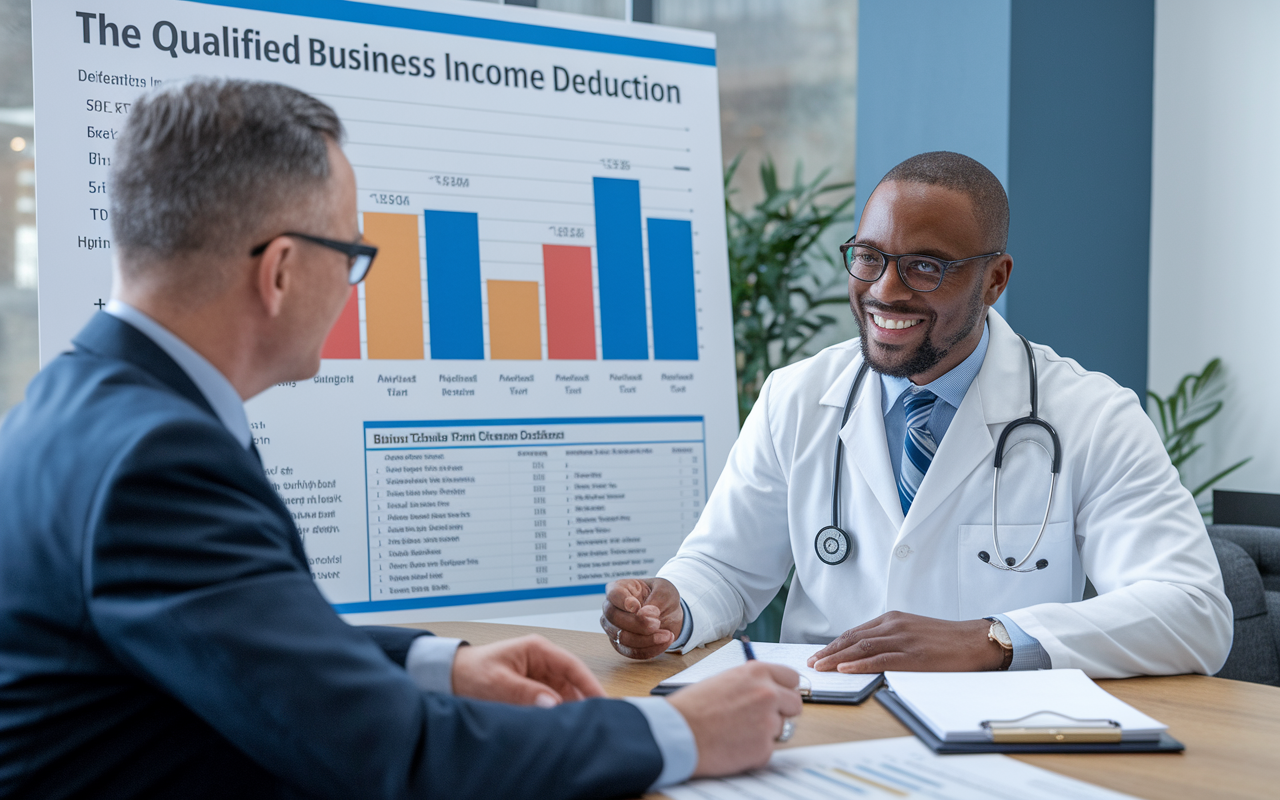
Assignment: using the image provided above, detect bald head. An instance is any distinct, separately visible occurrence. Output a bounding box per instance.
[879,151,1009,252]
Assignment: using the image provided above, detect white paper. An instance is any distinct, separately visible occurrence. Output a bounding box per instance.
[884,670,1167,743]
[662,736,1140,800]
[660,642,880,697]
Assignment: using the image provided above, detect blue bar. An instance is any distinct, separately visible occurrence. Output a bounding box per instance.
[334,583,608,614]
[646,218,699,360]
[191,0,716,65]
[593,178,649,360]
[423,210,483,359]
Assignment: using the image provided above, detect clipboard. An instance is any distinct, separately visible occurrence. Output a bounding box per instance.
[651,671,883,705]
[876,688,1185,754]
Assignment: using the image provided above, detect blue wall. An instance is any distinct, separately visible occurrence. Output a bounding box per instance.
[1005,1,1153,400]
[855,0,1011,317]
[856,0,1154,398]
[855,0,1012,210]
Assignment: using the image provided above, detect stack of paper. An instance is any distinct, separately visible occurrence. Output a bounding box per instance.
[884,670,1167,742]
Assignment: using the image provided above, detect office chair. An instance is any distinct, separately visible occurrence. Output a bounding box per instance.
[1208,524,1280,686]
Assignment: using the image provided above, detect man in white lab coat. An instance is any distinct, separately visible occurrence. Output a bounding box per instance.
[601,151,1232,679]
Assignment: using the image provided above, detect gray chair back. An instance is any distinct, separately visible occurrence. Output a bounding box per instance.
[1208,524,1280,686]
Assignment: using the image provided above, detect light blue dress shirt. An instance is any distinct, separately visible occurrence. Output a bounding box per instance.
[104,302,697,787]
[674,323,1050,670]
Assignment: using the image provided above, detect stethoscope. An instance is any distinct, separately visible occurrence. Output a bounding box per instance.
[815,335,1061,573]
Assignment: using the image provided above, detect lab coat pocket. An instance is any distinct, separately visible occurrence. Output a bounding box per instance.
[956,523,1074,619]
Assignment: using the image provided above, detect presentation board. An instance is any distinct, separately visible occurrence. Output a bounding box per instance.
[30,0,736,622]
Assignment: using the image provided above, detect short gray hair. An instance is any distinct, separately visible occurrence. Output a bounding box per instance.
[110,78,344,290]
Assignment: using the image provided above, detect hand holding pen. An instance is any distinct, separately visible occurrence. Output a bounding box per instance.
[740,636,795,742]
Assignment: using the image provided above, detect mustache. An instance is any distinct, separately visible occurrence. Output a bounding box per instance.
[856,298,932,317]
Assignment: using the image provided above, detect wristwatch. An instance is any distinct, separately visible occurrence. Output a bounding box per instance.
[985,618,1014,671]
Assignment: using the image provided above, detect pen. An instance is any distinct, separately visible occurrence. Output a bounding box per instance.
[739,635,757,661]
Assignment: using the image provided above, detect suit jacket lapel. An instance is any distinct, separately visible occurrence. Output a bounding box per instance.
[72,311,219,422]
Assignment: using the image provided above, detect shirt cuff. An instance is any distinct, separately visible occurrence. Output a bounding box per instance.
[667,598,694,652]
[404,636,466,694]
[623,696,698,789]
[994,614,1052,671]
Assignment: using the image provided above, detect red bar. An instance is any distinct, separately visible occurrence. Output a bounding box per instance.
[543,245,597,360]
[321,287,361,359]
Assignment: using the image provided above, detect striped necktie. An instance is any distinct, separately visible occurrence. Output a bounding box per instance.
[898,388,938,515]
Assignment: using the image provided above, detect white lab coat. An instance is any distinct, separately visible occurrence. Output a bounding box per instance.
[658,310,1232,678]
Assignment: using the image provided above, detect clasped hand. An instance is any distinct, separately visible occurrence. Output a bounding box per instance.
[600,577,684,659]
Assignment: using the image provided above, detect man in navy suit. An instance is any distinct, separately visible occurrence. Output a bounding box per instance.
[0,78,802,799]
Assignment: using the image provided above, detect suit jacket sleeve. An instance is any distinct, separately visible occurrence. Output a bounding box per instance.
[361,626,432,668]
[86,418,662,800]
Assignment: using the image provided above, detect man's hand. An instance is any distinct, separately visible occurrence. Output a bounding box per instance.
[451,635,606,707]
[600,577,684,660]
[666,662,804,778]
[806,611,1004,673]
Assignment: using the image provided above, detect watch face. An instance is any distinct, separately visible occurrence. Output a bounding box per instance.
[989,621,1013,649]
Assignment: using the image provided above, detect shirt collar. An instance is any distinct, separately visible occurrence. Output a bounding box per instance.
[105,300,253,450]
[880,321,991,413]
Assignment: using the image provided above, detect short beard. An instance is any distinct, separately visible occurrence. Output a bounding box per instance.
[856,279,988,379]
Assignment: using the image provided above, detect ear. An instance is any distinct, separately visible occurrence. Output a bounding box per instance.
[983,253,1013,306]
[254,236,295,318]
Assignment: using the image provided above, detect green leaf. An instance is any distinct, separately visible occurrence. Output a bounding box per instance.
[1190,458,1252,499]
[1147,358,1251,507]
[728,152,855,426]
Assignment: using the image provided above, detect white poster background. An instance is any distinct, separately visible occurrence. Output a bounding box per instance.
[31,0,735,622]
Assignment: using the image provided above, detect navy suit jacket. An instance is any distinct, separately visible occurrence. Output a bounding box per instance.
[0,313,662,799]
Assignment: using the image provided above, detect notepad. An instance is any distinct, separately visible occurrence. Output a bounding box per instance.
[883,670,1167,743]
[651,642,882,704]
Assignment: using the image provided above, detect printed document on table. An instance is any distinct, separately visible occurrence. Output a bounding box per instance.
[657,642,879,695]
[884,670,1167,742]
[661,736,1141,800]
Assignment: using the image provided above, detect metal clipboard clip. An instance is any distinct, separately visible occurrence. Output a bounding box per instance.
[980,711,1123,744]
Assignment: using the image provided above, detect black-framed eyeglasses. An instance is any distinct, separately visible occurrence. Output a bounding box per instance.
[838,237,1002,293]
[250,232,377,285]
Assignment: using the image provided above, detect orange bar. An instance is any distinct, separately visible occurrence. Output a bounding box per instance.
[362,212,424,360]
[487,280,542,360]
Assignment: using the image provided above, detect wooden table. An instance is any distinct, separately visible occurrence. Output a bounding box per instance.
[414,621,1280,799]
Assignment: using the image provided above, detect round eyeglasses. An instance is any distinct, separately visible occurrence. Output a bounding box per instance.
[250,232,378,285]
[838,238,1002,293]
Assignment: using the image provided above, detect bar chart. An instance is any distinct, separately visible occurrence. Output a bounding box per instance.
[320,141,704,362]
